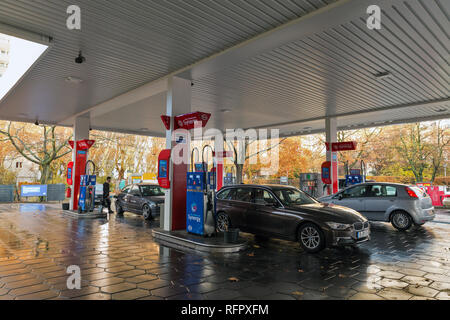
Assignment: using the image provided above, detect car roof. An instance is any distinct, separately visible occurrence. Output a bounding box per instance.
[221,184,297,190]
[361,182,408,187]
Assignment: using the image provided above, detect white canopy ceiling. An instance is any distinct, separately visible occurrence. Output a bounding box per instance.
[0,0,448,137]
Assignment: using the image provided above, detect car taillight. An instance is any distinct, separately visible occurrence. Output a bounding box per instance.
[405,187,418,198]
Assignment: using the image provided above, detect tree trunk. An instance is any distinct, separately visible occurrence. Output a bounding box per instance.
[40,164,51,184]
[235,164,244,184]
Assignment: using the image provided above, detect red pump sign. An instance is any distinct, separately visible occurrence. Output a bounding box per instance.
[321,161,332,184]
[158,149,171,189]
[67,161,74,185]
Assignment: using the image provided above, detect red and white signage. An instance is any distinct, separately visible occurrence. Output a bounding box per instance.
[325,141,357,152]
[174,112,211,130]
[68,139,95,150]
[160,115,171,130]
[160,112,211,131]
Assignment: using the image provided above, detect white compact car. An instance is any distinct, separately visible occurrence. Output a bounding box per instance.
[319,183,435,231]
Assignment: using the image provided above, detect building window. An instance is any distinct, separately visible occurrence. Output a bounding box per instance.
[16,162,22,169]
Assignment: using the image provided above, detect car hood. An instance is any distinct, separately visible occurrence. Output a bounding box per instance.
[285,202,366,224]
[143,196,165,204]
[318,195,334,202]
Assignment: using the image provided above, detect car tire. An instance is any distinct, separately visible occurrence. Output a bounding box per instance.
[116,202,124,215]
[255,235,269,242]
[216,212,231,232]
[142,204,152,221]
[298,223,325,253]
[391,211,412,231]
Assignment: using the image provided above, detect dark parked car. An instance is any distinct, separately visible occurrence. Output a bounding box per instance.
[114,184,165,220]
[215,185,370,253]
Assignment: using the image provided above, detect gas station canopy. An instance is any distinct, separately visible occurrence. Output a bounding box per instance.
[0,0,448,136]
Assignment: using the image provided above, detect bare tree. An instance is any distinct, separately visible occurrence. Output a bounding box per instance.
[0,122,72,184]
[226,137,287,184]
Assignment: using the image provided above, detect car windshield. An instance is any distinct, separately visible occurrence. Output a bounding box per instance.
[140,185,165,197]
[272,188,318,206]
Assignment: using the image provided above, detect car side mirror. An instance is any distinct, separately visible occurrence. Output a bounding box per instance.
[338,194,343,200]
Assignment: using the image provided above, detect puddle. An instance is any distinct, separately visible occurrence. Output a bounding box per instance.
[19,204,47,213]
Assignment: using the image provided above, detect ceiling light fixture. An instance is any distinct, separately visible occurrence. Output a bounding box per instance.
[65,76,83,84]
[375,71,392,80]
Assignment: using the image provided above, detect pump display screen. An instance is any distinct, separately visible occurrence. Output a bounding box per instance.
[159,160,168,178]
[322,167,330,179]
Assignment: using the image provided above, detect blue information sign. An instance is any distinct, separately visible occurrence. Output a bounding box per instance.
[159,160,168,178]
[21,185,48,197]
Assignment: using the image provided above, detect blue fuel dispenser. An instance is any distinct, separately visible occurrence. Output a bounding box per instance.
[186,172,206,235]
[186,146,217,236]
[344,160,366,187]
[78,160,97,213]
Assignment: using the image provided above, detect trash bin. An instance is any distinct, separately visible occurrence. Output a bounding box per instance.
[224,228,240,243]
[62,203,69,210]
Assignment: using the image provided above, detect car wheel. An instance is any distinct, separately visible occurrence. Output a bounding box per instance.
[216,212,231,232]
[298,223,325,253]
[391,211,412,231]
[116,202,124,215]
[142,204,152,220]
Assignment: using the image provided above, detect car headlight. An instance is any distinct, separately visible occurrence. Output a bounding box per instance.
[326,222,352,230]
[149,202,157,208]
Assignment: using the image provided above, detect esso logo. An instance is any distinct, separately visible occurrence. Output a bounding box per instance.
[191,203,197,213]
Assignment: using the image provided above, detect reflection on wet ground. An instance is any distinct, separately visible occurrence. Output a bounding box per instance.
[0,203,449,300]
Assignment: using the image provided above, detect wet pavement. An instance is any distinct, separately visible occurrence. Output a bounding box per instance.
[0,203,449,300]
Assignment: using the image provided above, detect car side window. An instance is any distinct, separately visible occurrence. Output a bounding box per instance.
[368,185,397,197]
[122,186,131,194]
[130,185,141,196]
[232,188,253,203]
[217,189,232,200]
[342,185,367,198]
[253,189,276,205]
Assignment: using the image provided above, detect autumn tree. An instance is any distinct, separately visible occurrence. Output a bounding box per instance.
[0,133,18,184]
[89,131,152,182]
[428,121,450,182]
[396,123,432,183]
[0,121,72,184]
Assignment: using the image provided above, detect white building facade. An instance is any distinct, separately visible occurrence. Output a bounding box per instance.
[0,35,10,76]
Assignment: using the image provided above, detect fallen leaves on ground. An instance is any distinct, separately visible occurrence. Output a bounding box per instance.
[228,277,239,282]
[291,291,304,296]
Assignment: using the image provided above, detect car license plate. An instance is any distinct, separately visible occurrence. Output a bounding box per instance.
[356,230,369,239]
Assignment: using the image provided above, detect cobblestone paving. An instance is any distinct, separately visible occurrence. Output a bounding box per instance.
[0,203,449,300]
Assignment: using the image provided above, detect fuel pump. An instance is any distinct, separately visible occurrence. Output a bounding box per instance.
[345,160,366,187]
[300,173,324,198]
[78,160,97,213]
[224,167,236,186]
[186,145,217,237]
